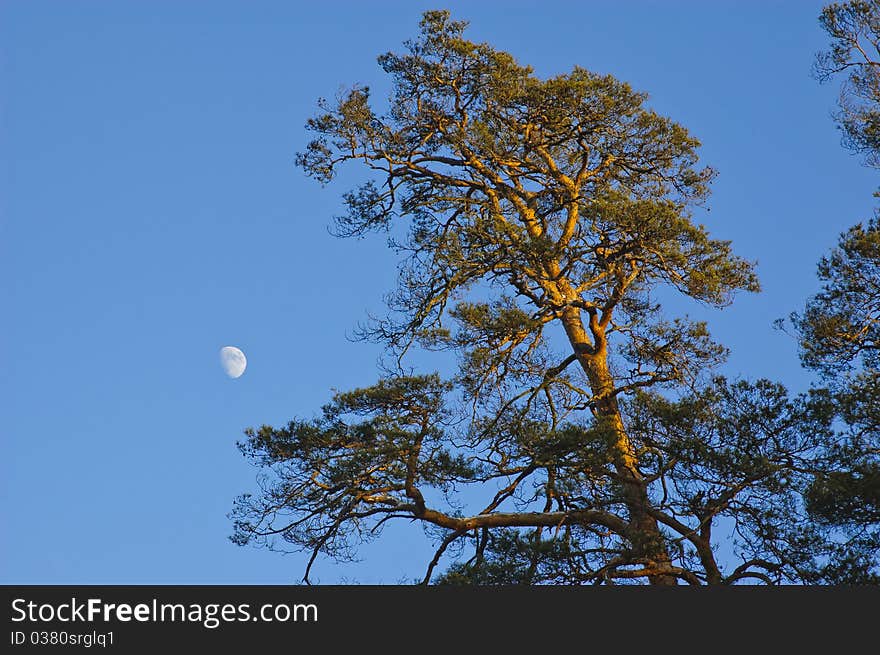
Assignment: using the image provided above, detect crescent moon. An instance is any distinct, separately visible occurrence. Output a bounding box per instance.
[220,346,247,378]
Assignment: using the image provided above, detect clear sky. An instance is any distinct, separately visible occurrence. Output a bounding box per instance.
[1,0,875,584]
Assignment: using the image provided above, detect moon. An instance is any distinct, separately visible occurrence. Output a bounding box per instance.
[220,346,247,378]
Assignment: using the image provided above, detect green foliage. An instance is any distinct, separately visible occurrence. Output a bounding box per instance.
[435,529,578,585]
[789,214,879,533]
[779,10,880,545]
[792,217,880,375]
[230,374,476,574]
[807,466,880,524]
[816,1,880,167]
[801,370,880,528]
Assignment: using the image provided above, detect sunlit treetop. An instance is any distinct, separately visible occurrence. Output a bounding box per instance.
[296,10,757,361]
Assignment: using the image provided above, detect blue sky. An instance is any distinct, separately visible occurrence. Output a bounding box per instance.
[1,1,874,584]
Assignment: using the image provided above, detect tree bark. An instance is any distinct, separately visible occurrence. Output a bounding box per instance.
[560,306,678,585]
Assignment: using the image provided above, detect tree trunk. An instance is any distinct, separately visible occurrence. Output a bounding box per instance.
[560,307,678,585]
